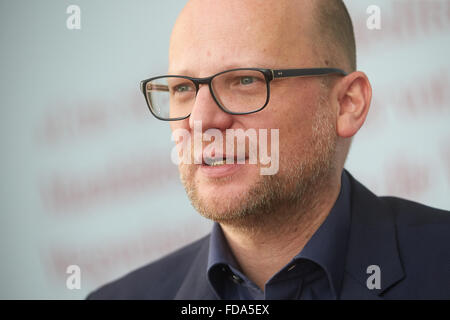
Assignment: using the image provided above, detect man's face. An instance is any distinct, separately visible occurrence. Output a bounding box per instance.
[168,0,338,223]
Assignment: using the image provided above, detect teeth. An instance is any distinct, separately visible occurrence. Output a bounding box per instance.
[209,159,225,166]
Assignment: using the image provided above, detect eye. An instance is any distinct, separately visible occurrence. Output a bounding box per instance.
[174,84,192,93]
[240,76,255,85]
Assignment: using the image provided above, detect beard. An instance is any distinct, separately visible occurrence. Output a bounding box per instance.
[179,93,337,231]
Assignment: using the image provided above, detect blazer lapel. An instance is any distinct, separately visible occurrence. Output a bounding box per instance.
[342,172,405,298]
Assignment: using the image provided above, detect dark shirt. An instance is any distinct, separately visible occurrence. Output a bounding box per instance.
[206,170,351,300]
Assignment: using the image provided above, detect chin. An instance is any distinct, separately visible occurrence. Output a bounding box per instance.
[182,168,259,218]
[196,177,252,205]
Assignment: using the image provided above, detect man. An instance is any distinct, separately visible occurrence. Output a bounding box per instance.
[88,0,450,299]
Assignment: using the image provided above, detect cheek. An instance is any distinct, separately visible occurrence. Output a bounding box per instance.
[263,84,322,164]
[267,87,318,138]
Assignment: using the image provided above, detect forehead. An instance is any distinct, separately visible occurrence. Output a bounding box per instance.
[169,0,316,75]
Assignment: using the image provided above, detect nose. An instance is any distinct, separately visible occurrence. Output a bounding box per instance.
[189,84,234,132]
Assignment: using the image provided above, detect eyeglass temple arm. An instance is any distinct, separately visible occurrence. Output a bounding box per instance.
[272,68,348,79]
[140,82,169,94]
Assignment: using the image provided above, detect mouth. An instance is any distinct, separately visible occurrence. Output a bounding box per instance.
[202,155,247,167]
[199,155,248,178]
[206,159,227,167]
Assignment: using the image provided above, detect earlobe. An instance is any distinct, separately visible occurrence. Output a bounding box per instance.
[336,72,372,138]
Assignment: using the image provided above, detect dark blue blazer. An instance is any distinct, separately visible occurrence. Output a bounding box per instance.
[88,173,450,299]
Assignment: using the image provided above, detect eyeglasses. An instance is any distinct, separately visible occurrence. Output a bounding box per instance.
[140,67,347,121]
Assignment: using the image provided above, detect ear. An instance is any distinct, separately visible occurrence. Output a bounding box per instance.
[333,71,372,138]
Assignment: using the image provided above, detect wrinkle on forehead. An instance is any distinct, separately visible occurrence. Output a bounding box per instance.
[169,0,318,74]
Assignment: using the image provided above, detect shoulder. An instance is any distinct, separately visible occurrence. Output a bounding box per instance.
[87,234,210,300]
[380,195,450,227]
[347,172,450,297]
[379,196,450,259]
[348,170,450,228]
[380,196,450,296]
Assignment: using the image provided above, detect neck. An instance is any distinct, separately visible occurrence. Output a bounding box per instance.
[219,172,341,291]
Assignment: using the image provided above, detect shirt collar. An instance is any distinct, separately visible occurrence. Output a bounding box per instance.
[207,221,240,271]
[207,170,352,298]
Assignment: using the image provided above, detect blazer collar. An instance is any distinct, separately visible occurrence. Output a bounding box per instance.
[344,171,405,297]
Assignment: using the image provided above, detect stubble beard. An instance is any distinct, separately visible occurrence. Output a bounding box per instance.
[179,94,337,232]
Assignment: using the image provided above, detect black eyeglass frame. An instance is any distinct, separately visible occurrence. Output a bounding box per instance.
[140,67,348,121]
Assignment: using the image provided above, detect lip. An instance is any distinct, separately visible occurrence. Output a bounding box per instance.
[195,153,245,164]
[199,161,246,178]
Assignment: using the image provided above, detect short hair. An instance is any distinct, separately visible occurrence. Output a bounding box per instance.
[315,0,357,72]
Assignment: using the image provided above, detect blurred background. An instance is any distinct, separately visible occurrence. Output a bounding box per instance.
[0,0,448,299]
